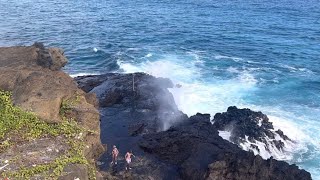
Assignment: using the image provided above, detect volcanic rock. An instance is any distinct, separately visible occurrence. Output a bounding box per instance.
[139,113,311,180]
[213,106,292,155]
[77,73,311,180]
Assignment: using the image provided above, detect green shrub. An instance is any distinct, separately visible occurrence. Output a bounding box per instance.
[0,90,84,144]
[0,90,96,179]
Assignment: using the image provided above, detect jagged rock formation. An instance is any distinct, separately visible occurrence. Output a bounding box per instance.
[0,44,104,179]
[76,73,311,180]
[140,113,310,180]
[213,106,292,156]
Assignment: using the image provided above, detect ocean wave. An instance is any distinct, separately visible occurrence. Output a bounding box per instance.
[241,134,296,160]
[279,64,314,74]
[216,108,309,161]
[215,110,320,169]
[118,54,257,116]
[234,105,320,165]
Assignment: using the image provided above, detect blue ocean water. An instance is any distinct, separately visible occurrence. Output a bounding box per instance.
[1,0,320,178]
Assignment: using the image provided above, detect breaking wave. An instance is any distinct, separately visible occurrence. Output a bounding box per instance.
[116,51,320,179]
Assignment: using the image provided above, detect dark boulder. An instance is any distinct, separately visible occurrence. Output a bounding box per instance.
[213,106,292,155]
[139,113,311,180]
[207,153,310,180]
[76,73,187,134]
[34,42,68,71]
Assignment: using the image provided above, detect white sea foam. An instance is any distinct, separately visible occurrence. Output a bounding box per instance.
[118,53,256,116]
[239,133,295,160]
[218,131,232,141]
[145,53,153,58]
[69,72,100,78]
[216,108,305,161]
[93,47,98,52]
[281,65,314,75]
[238,71,258,85]
[235,105,320,163]
[280,64,302,73]
[117,61,142,73]
[126,48,140,51]
[226,67,239,73]
[187,51,204,64]
[214,54,243,62]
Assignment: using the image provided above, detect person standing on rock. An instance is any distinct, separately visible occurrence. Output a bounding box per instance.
[111,145,119,165]
[125,150,135,170]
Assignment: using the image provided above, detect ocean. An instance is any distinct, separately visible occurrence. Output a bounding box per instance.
[0,0,319,178]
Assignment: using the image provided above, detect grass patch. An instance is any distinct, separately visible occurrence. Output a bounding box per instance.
[0,90,97,179]
[0,91,84,148]
[59,94,81,117]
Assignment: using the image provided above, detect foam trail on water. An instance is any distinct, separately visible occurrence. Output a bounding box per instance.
[69,72,101,78]
[214,54,243,62]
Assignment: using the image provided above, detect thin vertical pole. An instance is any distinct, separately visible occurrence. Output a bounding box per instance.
[132,74,135,91]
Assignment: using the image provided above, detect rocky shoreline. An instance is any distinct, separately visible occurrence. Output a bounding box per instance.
[76,73,311,179]
[0,44,312,179]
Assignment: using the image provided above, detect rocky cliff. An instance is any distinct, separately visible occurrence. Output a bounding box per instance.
[0,43,104,179]
[76,73,312,180]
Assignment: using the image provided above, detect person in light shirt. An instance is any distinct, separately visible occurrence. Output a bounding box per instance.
[125,150,135,170]
[111,145,119,165]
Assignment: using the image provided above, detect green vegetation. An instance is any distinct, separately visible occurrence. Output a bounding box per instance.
[59,94,81,117]
[4,144,88,179]
[0,90,97,179]
[0,91,84,150]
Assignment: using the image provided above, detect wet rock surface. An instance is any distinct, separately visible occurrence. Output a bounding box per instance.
[76,73,311,180]
[76,73,187,134]
[76,73,186,179]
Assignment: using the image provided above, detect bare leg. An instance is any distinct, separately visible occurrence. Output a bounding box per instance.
[111,155,115,164]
